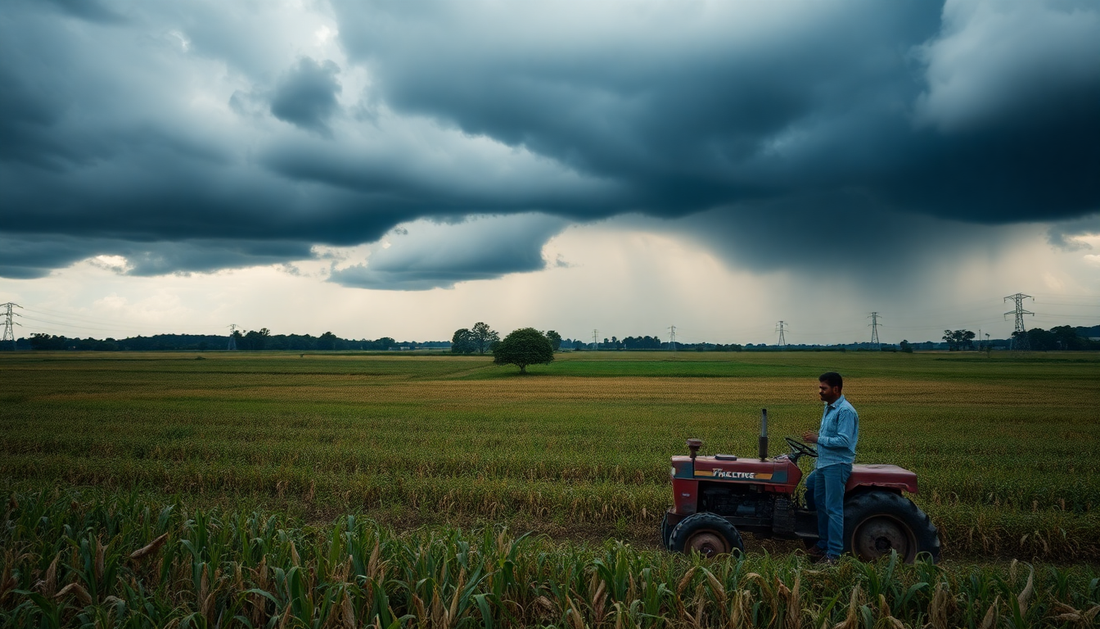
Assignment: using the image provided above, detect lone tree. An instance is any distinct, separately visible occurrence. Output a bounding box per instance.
[471,322,500,355]
[494,328,554,374]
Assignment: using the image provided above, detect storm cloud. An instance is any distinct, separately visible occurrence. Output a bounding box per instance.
[270,57,342,134]
[1,0,1097,289]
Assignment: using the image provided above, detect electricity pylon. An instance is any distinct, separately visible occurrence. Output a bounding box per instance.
[776,321,787,347]
[869,312,882,349]
[1003,293,1034,350]
[1,302,21,350]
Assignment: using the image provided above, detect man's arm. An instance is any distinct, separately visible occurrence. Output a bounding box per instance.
[816,408,857,450]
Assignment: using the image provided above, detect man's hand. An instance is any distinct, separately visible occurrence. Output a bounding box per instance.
[801,431,818,443]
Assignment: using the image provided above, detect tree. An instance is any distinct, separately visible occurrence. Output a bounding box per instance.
[493,327,554,374]
[942,329,975,351]
[451,328,476,354]
[899,339,913,353]
[242,328,270,350]
[545,330,562,351]
[1026,327,1057,351]
[471,322,499,355]
[319,331,338,350]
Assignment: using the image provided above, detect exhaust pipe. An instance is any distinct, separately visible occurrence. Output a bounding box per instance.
[758,408,768,461]
[687,438,702,461]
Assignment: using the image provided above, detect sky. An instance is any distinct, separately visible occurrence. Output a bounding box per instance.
[1,0,1098,345]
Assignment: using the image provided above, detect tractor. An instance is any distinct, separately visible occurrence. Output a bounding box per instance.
[661,409,941,563]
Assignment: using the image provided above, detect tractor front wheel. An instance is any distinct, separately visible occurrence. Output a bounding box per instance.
[843,491,941,563]
[668,513,744,558]
[660,511,674,550]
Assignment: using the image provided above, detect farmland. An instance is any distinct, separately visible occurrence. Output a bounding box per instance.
[2,350,1099,627]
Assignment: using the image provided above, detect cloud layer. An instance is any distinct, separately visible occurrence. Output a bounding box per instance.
[2,0,1097,288]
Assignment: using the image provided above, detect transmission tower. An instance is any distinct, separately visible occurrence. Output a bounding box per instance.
[227,323,238,350]
[1,302,22,350]
[869,312,882,349]
[592,329,598,350]
[1004,293,1034,350]
[668,325,677,351]
[775,321,787,347]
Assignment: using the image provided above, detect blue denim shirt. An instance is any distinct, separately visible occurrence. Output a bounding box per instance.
[816,394,858,468]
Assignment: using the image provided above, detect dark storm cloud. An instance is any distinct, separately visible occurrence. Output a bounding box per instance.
[332,0,1098,225]
[1048,214,1100,251]
[0,234,313,279]
[1,0,1098,288]
[270,58,342,134]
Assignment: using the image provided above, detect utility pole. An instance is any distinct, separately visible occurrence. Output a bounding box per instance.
[775,321,787,348]
[1004,293,1034,350]
[592,329,598,351]
[1,302,22,351]
[869,312,882,349]
[227,323,238,350]
[668,325,677,351]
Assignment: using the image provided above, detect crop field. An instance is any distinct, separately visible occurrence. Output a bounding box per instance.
[2,350,1099,627]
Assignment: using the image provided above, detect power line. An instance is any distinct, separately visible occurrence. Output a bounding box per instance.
[1,302,22,350]
[1004,293,1034,350]
[21,306,223,332]
[775,321,787,347]
[19,313,140,334]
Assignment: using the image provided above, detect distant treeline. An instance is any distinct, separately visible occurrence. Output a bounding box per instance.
[15,331,448,352]
[566,335,745,351]
[6,324,1097,352]
[557,325,1100,352]
[1014,325,1100,351]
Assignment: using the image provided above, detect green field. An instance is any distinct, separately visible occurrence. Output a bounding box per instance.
[2,350,1099,627]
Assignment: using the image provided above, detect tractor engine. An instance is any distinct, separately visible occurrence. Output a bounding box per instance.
[698,484,796,536]
[700,484,773,519]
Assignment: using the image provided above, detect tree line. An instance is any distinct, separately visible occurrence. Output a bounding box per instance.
[11,324,1097,353]
[20,332,446,352]
[450,322,563,355]
[941,326,1100,351]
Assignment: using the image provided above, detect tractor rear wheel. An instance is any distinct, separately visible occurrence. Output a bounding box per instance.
[843,491,941,563]
[668,513,744,558]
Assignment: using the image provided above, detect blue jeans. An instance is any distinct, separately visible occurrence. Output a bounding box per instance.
[810,463,851,557]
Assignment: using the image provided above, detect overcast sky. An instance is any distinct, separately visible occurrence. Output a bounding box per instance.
[1,0,1097,344]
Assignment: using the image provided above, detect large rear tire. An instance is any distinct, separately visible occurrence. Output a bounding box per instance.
[843,491,941,563]
[668,513,744,558]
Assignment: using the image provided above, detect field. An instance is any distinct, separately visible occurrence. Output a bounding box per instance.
[2,350,1099,627]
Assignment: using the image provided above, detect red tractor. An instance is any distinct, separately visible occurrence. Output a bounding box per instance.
[662,409,941,562]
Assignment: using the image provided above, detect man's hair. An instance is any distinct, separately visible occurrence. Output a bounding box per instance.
[819,372,843,390]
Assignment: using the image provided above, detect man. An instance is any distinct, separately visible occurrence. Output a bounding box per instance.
[801,372,859,563]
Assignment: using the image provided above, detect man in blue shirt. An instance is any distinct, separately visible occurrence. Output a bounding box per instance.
[801,372,859,563]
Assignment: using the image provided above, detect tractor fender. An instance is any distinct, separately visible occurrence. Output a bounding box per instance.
[845,464,918,494]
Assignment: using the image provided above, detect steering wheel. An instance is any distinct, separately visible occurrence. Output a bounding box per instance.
[784,436,818,461]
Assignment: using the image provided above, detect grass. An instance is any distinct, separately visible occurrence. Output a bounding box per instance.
[1,350,1099,625]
